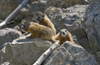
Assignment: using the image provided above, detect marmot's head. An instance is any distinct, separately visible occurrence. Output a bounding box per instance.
[21,22,30,32]
[34,11,45,22]
[60,29,68,37]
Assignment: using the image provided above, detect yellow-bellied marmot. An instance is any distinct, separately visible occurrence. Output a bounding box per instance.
[54,29,75,45]
[21,21,56,42]
[34,11,56,35]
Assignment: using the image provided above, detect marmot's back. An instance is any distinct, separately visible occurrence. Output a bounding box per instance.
[21,22,56,42]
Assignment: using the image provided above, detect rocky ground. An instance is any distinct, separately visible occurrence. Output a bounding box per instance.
[0,0,100,65]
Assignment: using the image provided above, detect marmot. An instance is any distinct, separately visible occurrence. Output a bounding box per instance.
[34,11,56,35]
[21,21,56,42]
[54,29,75,45]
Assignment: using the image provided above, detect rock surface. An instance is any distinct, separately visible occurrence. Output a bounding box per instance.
[43,41,98,65]
[0,0,22,19]
[0,35,52,65]
[46,0,90,8]
[83,0,100,53]
[0,28,21,49]
[83,0,100,63]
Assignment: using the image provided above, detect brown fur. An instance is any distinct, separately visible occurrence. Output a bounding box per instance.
[34,11,56,35]
[21,22,56,42]
[54,29,75,45]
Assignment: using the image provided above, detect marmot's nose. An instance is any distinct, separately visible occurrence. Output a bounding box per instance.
[21,25,25,29]
[33,19,37,22]
[63,32,65,35]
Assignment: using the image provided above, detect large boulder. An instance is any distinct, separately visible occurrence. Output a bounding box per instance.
[43,41,98,65]
[45,0,90,8]
[45,5,90,50]
[0,34,52,65]
[0,28,21,49]
[83,0,100,62]
[83,0,100,52]
[0,0,22,19]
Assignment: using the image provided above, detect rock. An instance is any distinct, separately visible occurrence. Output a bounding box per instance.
[83,0,100,53]
[45,5,90,50]
[46,0,90,8]
[63,42,98,65]
[83,0,100,63]
[0,0,23,19]
[43,41,98,65]
[43,46,76,65]
[0,47,6,64]
[0,28,21,49]
[29,1,45,15]
[0,34,52,65]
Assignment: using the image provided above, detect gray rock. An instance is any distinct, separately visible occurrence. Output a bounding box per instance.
[0,28,21,49]
[0,46,6,64]
[43,47,76,65]
[29,1,45,15]
[63,41,98,65]
[0,34,52,65]
[43,41,98,65]
[83,0,100,63]
[45,0,90,8]
[83,0,100,53]
[45,5,90,50]
[0,0,23,19]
